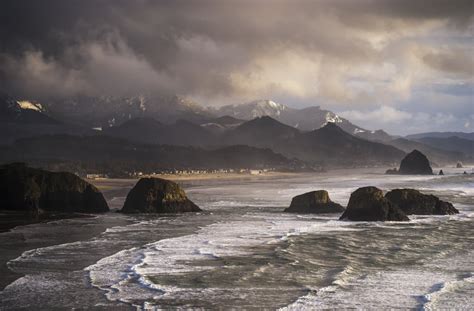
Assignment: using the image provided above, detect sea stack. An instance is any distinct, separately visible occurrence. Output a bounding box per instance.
[121,178,201,213]
[385,168,398,175]
[284,190,345,214]
[339,186,409,221]
[398,150,433,175]
[438,169,444,175]
[0,163,109,217]
[456,162,463,168]
[385,189,458,215]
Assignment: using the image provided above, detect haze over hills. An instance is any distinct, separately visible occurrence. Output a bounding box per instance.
[104,118,216,146]
[0,135,305,176]
[221,117,404,166]
[102,114,405,167]
[43,94,212,129]
[12,94,393,142]
[212,99,394,142]
[223,116,300,147]
[406,132,474,141]
[387,138,467,166]
[1,92,472,172]
[415,136,474,157]
[286,123,404,166]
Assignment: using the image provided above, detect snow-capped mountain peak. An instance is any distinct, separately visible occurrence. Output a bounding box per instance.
[250,99,287,117]
[215,99,288,120]
[324,112,343,124]
[17,100,44,112]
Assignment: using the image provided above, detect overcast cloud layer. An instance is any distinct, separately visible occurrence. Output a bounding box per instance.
[0,0,472,134]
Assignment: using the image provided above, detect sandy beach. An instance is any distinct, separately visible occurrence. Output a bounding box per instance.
[87,171,302,190]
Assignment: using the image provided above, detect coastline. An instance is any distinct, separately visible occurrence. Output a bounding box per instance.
[87,171,304,188]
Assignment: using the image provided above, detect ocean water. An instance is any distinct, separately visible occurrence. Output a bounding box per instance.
[0,168,473,309]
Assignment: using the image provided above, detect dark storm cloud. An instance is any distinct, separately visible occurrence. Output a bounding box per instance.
[0,0,472,101]
[423,50,474,77]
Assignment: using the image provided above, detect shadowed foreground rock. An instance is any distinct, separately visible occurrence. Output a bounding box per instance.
[284,190,344,214]
[0,163,109,217]
[385,189,458,215]
[121,178,201,213]
[339,186,409,221]
[398,149,433,175]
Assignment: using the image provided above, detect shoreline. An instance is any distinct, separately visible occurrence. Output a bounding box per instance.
[150,170,303,181]
[88,171,305,187]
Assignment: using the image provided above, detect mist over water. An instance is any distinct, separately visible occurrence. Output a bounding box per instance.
[0,168,473,309]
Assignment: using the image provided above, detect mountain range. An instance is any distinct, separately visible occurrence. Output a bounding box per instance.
[43,94,212,129]
[100,115,404,166]
[406,131,474,141]
[1,93,471,173]
[211,99,393,142]
[414,136,473,157]
[0,135,304,177]
[11,95,392,141]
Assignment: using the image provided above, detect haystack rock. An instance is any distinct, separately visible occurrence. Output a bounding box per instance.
[121,178,201,213]
[0,163,109,217]
[398,150,433,175]
[339,186,409,221]
[284,190,345,214]
[385,189,458,215]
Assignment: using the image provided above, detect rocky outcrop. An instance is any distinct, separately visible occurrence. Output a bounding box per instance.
[398,150,433,175]
[284,190,344,214]
[385,189,458,215]
[438,169,444,175]
[339,186,409,221]
[385,168,398,175]
[456,162,463,168]
[121,178,201,213]
[0,163,109,217]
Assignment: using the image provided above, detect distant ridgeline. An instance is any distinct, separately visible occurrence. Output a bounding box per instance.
[0,135,308,177]
[1,93,471,176]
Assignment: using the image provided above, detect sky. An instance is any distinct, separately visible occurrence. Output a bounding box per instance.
[0,0,473,135]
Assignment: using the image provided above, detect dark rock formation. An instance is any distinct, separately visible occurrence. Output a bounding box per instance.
[385,168,398,175]
[385,189,458,215]
[339,186,409,221]
[438,169,444,175]
[121,178,201,213]
[398,150,433,175]
[456,162,463,168]
[0,163,109,217]
[284,190,345,214]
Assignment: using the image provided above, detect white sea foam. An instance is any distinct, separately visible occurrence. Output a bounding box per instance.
[282,270,458,310]
[85,214,365,306]
[4,170,472,309]
[422,273,474,310]
[283,248,474,310]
